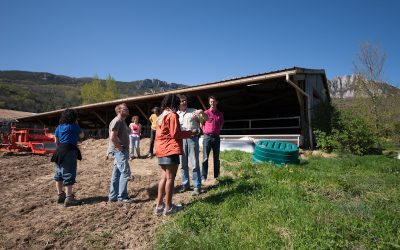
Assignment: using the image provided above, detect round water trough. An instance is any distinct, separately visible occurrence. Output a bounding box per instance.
[252,140,300,165]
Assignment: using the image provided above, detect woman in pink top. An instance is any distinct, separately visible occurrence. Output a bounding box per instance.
[129,115,142,159]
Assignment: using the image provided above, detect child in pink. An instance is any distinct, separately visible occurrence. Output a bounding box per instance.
[129,115,142,159]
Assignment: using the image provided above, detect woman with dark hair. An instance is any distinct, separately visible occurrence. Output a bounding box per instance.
[51,108,84,207]
[154,94,198,216]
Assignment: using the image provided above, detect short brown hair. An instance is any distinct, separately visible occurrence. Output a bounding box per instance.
[208,95,218,101]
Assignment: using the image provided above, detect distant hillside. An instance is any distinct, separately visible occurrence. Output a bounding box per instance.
[328,74,399,99]
[0,70,186,113]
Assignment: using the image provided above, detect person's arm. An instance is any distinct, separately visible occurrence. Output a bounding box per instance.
[78,127,85,139]
[169,114,197,139]
[55,127,60,145]
[128,123,133,133]
[149,114,156,125]
[195,109,208,125]
[110,122,124,151]
[74,122,85,139]
[110,130,124,151]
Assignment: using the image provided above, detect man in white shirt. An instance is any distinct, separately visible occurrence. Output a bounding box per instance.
[177,94,207,196]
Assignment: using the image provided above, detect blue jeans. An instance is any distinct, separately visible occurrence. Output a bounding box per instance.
[180,137,201,190]
[109,149,131,200]
[53,150,78,186]
[202,134,220,180]
[129,135,140,157]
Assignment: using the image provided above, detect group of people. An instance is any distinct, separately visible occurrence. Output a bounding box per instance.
[51,94,224,216]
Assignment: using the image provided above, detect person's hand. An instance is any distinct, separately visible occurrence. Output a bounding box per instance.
[191,129,199,136]
[194,109,203,116]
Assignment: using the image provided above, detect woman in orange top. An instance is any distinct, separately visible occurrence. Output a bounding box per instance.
[154,94,198,216]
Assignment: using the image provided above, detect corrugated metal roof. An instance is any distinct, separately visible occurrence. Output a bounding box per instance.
[0,109,36,121]
[15,67,327,120]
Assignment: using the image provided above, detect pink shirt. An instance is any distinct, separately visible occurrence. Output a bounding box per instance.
[202,109,224,135]
[129,123,141,137]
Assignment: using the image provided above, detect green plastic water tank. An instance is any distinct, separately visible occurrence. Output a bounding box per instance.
[252,140,299,165]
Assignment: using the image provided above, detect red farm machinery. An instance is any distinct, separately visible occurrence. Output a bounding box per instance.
[0,119,56,155]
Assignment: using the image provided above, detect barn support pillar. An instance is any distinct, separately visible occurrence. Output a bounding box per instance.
[286,74,313,149]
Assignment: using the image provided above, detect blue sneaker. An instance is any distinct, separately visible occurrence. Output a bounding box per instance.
[163,204,183,216]
[153,203,165,216]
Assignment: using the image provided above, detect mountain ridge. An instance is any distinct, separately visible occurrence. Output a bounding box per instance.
[0,70,186,113]
[328,74,399,99]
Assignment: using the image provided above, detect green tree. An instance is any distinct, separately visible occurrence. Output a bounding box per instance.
[314,109,379,155]
[104,75,119,101]
[81,75,119,104]
[353,43,389,130]
[352,43,400,145]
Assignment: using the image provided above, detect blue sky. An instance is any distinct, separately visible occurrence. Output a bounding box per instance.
[1,0,399,87]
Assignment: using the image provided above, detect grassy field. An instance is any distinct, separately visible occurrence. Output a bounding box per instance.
[154,151,400,249]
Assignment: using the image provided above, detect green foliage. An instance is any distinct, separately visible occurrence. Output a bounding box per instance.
[313,130,336,152]
[0,81,82,112]
[104,75,119,101]
[0,70,186,113]
[81,75,120,104]
[81,76,102,104]
[332,111,378,155]
[314,109,379,155]
[351,43,400,147]
[154,152,400,249]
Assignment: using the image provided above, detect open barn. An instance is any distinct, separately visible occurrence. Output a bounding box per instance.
[15,67,330,148]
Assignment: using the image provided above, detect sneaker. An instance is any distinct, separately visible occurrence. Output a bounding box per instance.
[178,186,190,193]
[191,188,200,196]
[118,198,135,204]
[163,204,183,216]
[148,153,154,159]
[153,203,165,216]
[64,194,82,207]
[57,191,66,204]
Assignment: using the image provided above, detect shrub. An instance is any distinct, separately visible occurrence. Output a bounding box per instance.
[314,109,379,155]
[333,111,379,155]
[313,130,335,152]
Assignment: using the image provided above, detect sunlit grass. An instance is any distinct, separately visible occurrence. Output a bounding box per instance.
[155,151,400,249]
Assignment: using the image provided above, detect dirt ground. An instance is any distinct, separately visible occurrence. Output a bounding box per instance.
[0,138,220,249]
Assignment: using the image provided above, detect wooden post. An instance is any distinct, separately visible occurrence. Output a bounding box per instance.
[196,96,207,110]
[135,105,149,121]
[92,111,107,125]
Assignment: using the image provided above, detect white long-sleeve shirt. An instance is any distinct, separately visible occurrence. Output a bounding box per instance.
[177,108,203,130]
